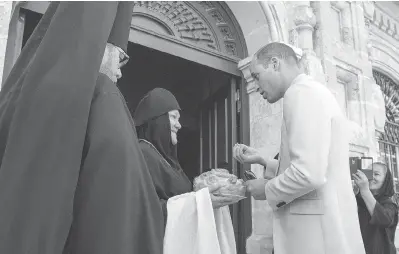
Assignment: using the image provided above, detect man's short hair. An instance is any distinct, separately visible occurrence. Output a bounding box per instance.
[253,42,300,67]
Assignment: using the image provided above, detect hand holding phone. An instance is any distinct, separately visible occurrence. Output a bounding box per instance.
[349,157,373,180]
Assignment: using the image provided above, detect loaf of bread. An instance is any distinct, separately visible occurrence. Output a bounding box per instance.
[193,168,246,197]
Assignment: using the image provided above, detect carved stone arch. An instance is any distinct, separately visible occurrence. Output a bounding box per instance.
[370,40,399,82]
[373,69,399,123]
[131,1,247,59]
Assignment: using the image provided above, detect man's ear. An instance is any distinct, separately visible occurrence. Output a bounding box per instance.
[270,57,280,71]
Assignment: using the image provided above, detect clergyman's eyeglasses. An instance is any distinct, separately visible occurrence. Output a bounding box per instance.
[118,48,129,68]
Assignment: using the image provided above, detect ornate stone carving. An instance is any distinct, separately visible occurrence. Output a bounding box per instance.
[132,1,244,57]
[372,6,399,42]
[133,1,217,50]
[199,1,214,11]
[209,9,224,24]
[220,26,234,40]
[225,42,236,55]
[293,4,316,31]
[201,3,239,56]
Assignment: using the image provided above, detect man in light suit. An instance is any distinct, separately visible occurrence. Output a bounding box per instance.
[234,42,365,254]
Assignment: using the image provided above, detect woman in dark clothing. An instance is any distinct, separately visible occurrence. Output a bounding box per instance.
[353,162,398,254]
[133,88,238,224]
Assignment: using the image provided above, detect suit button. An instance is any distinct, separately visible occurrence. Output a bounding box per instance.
[277,202,286,208]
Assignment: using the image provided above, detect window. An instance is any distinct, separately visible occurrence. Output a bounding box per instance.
[376,123,399,191]
[374,70,399,191]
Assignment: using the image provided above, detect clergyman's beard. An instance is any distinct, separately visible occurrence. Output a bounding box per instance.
[99,64,117,83]
[99,45,119,83]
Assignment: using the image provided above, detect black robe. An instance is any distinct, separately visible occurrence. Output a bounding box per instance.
[63,74,164,254]
[357,196,398,254]
[139,139,192,223]
[0,3,164,253]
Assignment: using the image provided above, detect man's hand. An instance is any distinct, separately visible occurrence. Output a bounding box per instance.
[352,170,370,194]
[233,144,265,166]
[244,179,269,200]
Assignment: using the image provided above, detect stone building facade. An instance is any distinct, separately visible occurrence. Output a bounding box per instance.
[0,1,399,254]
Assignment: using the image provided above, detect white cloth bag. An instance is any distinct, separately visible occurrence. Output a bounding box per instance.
[163,188,237,254]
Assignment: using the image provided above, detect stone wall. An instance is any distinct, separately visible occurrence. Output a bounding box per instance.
[0,1,12,86]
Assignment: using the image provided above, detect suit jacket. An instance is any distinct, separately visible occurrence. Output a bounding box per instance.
[265,74,366,254]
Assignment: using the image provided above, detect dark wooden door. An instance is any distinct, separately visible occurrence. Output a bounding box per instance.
[199,77,251,254]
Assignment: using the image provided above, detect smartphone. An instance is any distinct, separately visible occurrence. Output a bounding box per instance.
[349,157,373,180]
[244,170,257,180]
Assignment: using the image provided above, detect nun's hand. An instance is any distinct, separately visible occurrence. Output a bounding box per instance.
[208,184,238,209]
[352,170,370,193]
[352,180,360,195]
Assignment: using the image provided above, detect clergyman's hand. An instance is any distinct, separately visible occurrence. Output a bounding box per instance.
[244,179,268,200]
[233,144,264,165]
[208,184,239,209]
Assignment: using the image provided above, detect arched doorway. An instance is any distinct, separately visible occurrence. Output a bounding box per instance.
[8,2,251,253]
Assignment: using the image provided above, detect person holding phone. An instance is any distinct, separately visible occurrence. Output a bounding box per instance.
[353,162,398,254]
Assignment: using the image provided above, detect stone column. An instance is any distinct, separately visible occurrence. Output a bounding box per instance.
[0,1,14,86]
[291,1,325,83]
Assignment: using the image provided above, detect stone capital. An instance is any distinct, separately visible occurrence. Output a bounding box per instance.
[238,55,258,94]
[293,4,316,30]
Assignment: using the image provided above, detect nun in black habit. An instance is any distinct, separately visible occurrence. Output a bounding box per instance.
[0,2,163,254]
[134,88,238,225]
